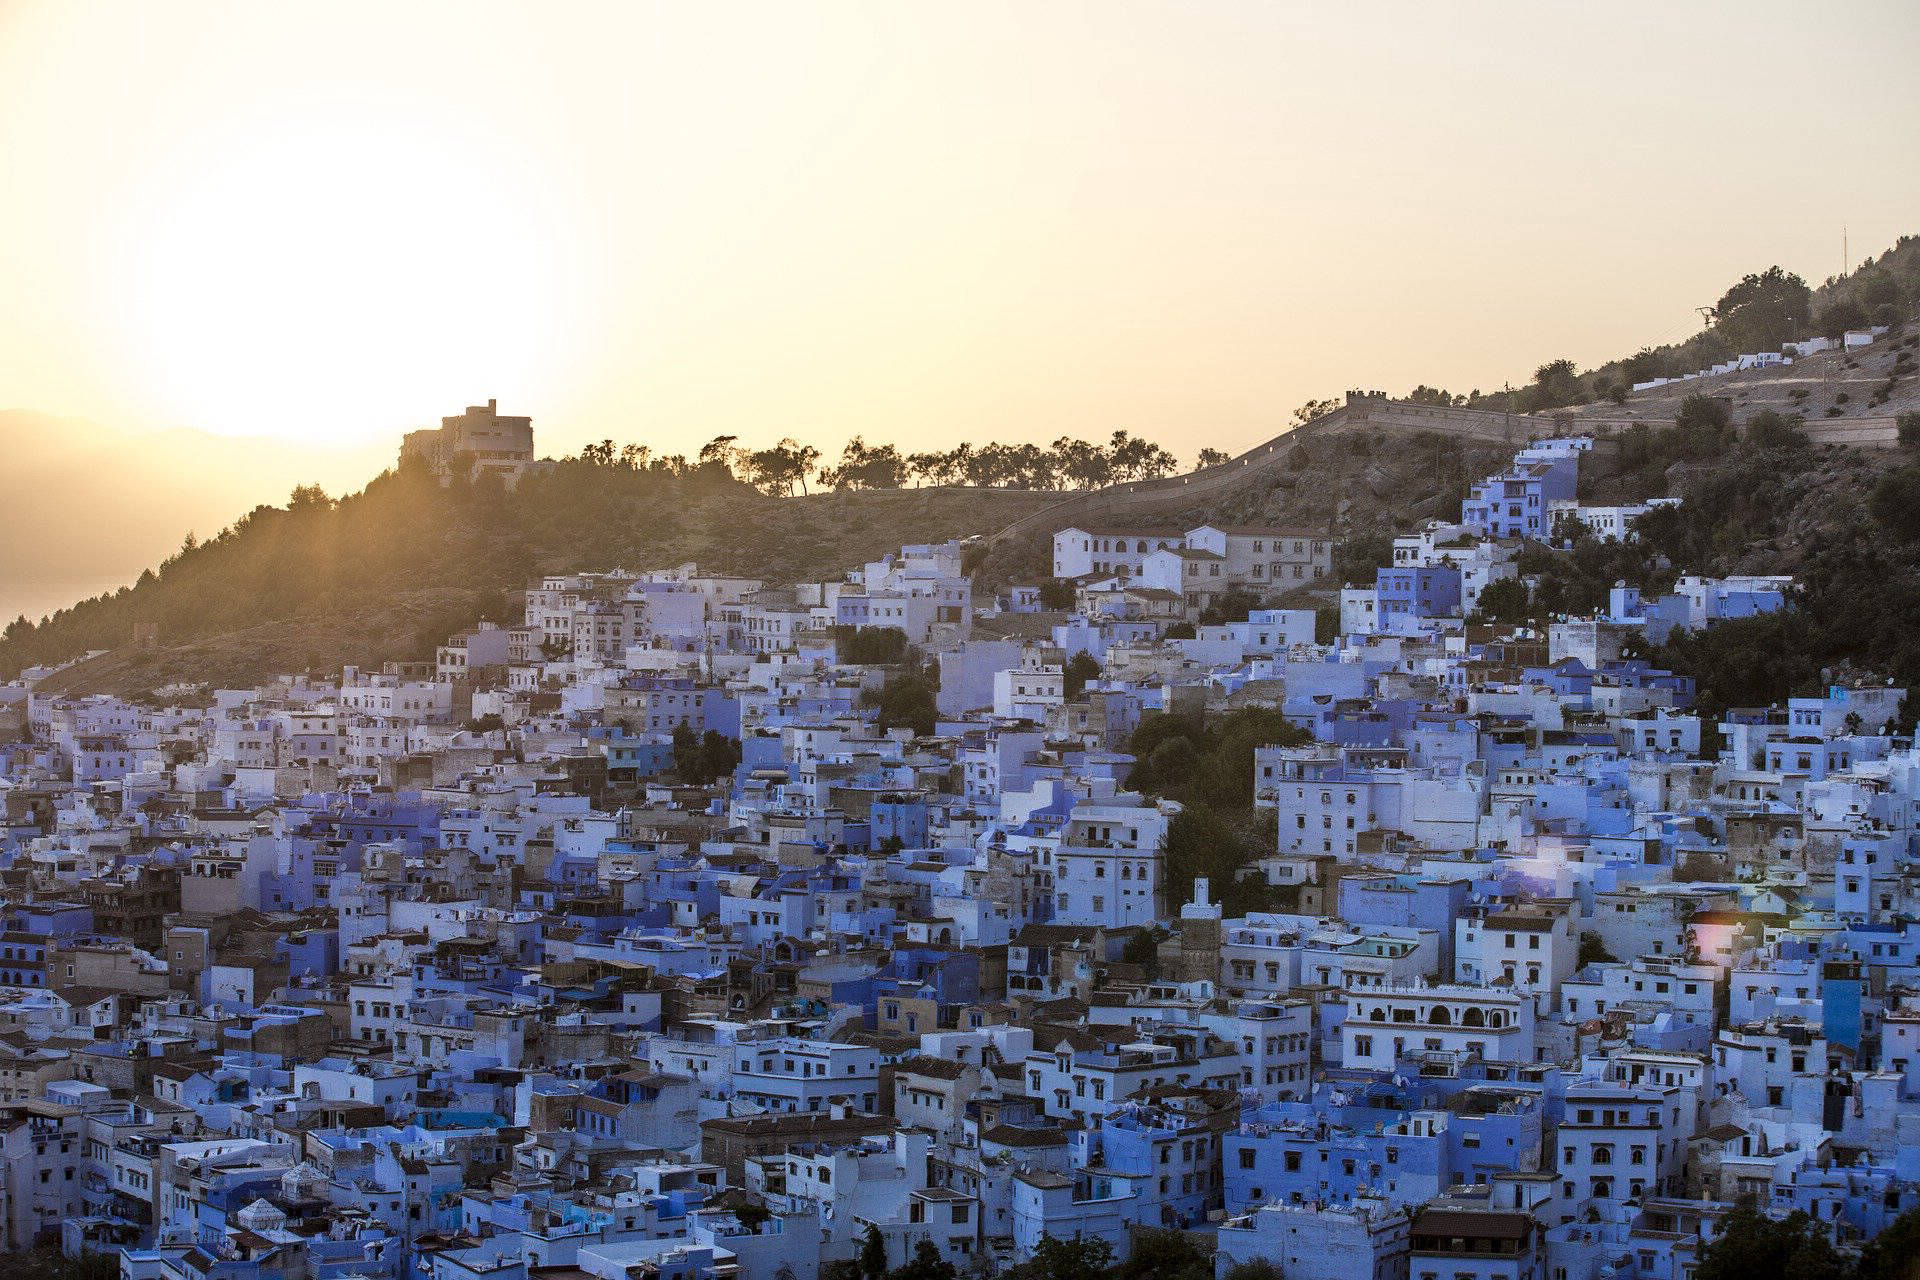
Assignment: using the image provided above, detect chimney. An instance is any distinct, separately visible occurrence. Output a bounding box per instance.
[487,399,497,413]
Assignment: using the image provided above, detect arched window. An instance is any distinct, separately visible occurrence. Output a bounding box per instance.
[1429,1006,1451,1026]
[1461,1007,1485,1027]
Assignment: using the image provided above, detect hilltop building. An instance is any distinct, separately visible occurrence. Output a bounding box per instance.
[400,399,535,487]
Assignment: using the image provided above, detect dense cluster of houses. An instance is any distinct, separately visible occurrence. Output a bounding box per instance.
[1,432,1915,1280]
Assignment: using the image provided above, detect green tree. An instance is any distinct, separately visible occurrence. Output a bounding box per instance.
[1471,577,1531,624]
[1112,1228,1213,1280]
[1855,1204,1920,1280]
[827,436,909,490]
[1127,707,1311,807]
[1524,358,1585,411]
[1692,1206,1848,1280]
[1673,394,1735,458]
[1713,266,1812,352]
[1871,466,1920,541]
[833,626,911,665]
[1675,393,1732,433]
[698,435,743,481]
[1199,588,1264,625]
[1333,532,1394,586]
[699,730,741,783]
[886,1239,957,1280]
[1063,651,1102,698]
[1222,1263,1286,1280]
[1120,927,1163,980]
[858,1224,889,1280]
[1012,1235,1114,1280]
[1056,437,1114,489]
[1744,410,1808,452]
[0,1252,120,1280]
[867,670,939,737]
[1161,802,1262,910]
[1816,299,1871,340]
[1289,398,1339,428]
[746,438,820,496]
[1657,612,1822,721]
[1037,579,1078,610]
[672,723,741,785]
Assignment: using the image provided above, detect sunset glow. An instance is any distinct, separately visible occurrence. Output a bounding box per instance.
[3,0,1915,463]
[111,97,573,442]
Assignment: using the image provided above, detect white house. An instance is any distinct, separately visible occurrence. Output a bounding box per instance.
[1339,985,1536,1070]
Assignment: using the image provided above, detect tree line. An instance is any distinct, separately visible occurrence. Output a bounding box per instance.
[563,391,1372,498]
[571,429,1189,496]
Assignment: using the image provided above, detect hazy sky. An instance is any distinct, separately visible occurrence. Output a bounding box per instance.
[2,0,1917,469]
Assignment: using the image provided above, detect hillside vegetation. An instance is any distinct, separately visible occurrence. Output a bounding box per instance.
[17,389,1920,713]
[1,461,1056,693]
[11,238,1920,703]
[1398,235,1920,415]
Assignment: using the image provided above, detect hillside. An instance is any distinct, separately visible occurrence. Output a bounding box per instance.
[14,380,1920,703]
[11,233,1919,702]
[2,464,1058,697]
[1561,327,1919,428]
[10,409,1556,698]
[1454,233,1920,417]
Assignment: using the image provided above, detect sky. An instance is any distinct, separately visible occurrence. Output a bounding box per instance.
[1,0,1918,616]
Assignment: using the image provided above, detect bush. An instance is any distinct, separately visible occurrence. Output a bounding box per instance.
[1333,532,1395,586]
[1578,933,1618,968]
[1063,651,1101,698]
[1676,393,1732,433]
[1817,299,1871,340]
[1199,588,1263,626]
[1670,394,1736,459]
[1744,410,1808,452]
[1037,579,1077,610]
[863,669,939,736]
[832,625,910,665]
[1871,467,1920,541]
[1898,412,1920,448]
[1692,1205,1846,1280]
[1472,577,1532,624]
